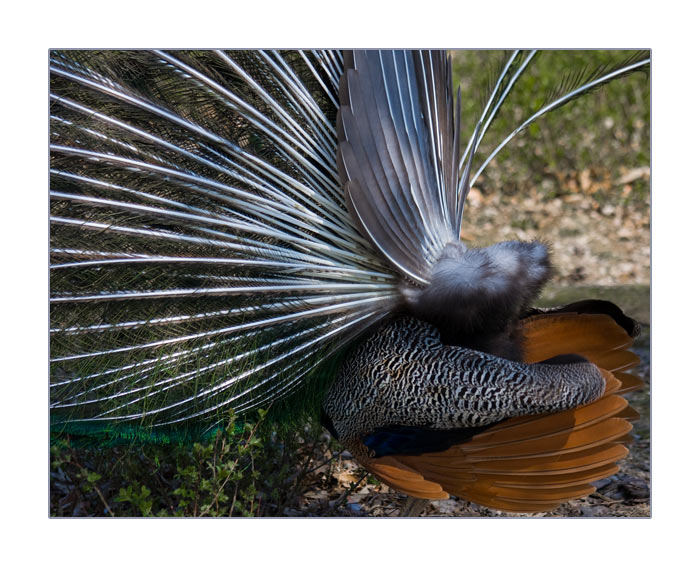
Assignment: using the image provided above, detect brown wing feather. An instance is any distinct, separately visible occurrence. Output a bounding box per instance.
[580,350,641,372]
[357,456,449,500]
[614,371,645,394]
[521,313,634,362]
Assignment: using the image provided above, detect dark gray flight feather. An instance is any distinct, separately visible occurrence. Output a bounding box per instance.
[337,50,461,286]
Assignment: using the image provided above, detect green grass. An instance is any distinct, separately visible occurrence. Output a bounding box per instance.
[452,50,650,199]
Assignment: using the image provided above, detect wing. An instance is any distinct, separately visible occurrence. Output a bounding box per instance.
[355,309,643,512]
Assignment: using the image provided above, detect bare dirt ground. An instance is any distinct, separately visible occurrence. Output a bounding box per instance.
[461,167,650,288]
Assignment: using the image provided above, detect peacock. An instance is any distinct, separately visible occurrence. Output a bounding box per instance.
[50,49,649,513]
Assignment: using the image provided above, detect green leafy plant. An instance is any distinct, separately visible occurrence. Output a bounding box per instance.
[50,409,342,517]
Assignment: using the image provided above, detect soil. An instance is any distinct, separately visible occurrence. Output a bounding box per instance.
[461,169,650,288]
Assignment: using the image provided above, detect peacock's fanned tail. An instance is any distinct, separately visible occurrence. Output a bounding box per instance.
[50,50,400,436]
[50,48,648,485]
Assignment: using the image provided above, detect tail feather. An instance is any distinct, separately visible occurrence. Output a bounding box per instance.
[462,418,632,460]
[364,459,449,500]
[614,371,645,391]
[50,50,400,433]
[338,50,460,285]
[468,51,650,188]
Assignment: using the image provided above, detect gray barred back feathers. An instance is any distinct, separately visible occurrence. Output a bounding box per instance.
[322,316,605,445]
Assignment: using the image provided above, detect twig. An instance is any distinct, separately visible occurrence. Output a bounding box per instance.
[67,446,115,517]
[289,452,338,481]
[93,485,115,517]
[293,431,322,493]
[329,471,368,513]
[400,496,429,517]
